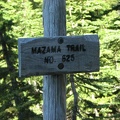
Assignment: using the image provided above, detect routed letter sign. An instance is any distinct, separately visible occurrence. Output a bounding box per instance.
[18,35,99,77]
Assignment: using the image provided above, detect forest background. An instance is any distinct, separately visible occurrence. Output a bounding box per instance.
[0,0,120,120]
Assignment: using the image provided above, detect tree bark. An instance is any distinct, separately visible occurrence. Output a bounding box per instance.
[43,0,66,120]
[70,74,78,120]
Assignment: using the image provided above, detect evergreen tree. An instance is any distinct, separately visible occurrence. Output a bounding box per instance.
[0,0,43,119]
[66,0,120,119]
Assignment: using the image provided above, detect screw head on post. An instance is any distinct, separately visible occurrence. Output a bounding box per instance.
[58,37,64,44]
[58,63,64,69]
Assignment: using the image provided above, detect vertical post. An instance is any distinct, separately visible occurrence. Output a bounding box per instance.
[43,0,66,120]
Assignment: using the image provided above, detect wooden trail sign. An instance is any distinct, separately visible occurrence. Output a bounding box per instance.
[18,35,99,77]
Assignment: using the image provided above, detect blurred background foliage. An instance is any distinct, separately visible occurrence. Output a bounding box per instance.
[0,0,120,119]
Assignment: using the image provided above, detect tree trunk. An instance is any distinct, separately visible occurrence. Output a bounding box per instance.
[70,74,78,120]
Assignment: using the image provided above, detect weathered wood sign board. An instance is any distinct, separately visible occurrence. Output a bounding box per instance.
[18,35,99,77]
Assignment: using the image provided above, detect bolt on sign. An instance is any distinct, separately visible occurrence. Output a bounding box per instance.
[18,35,99,77]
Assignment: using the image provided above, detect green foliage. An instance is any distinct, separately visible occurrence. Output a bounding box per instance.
[0,0,120,119]
[66,0,120,119]
[0,0,43,119]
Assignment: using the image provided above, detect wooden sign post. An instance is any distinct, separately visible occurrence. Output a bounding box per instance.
[18,0,99,120]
